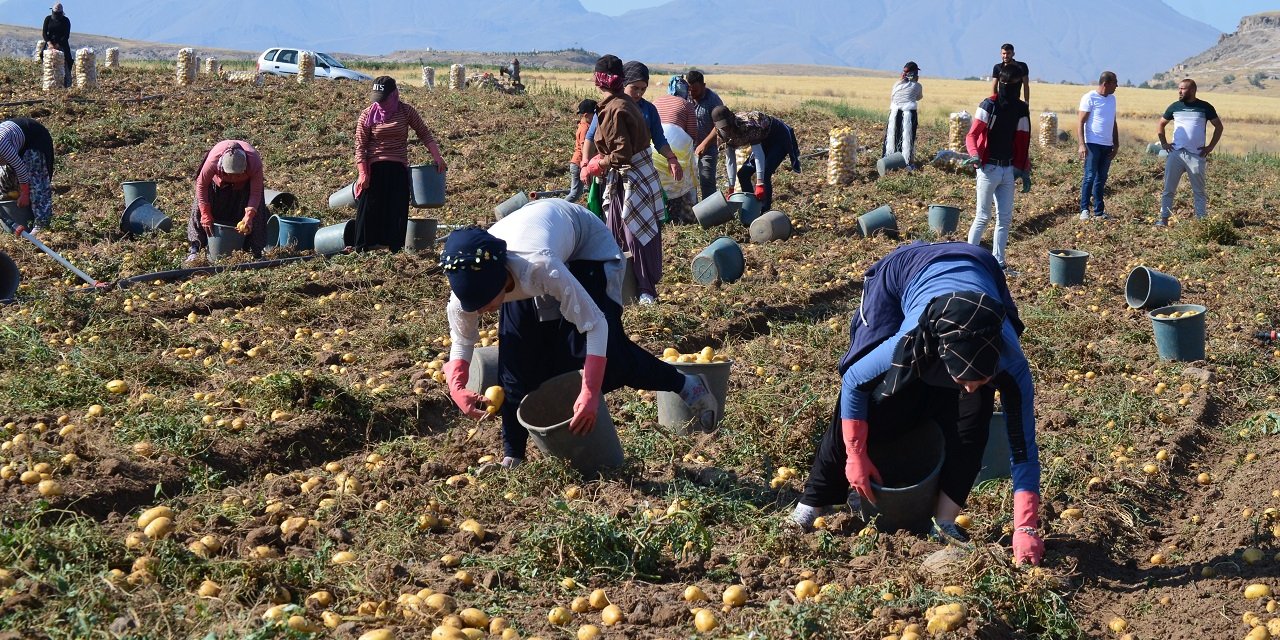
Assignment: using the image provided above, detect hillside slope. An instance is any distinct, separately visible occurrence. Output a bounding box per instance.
[1151,12,1280,95]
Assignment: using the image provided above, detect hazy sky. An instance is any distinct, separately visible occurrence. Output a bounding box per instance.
[578,0,1275,32]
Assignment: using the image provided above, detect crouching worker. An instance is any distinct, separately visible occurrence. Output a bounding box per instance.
[0,118,56,234]
[440,198,720,468]
[790,241,1044,566]
[186,140,267,262]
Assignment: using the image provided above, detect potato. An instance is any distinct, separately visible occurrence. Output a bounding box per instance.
[459,607,489,629]
[359,630,395,640]
[588,588,609,610]
[723,584,747,607]
[143,516,174,540]
[693,608,718,632]
[548,606,572,626]
[1245,583,1273,600]
[601,604,623,626]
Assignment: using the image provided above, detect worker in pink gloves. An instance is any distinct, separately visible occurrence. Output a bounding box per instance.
[186,139,266,261]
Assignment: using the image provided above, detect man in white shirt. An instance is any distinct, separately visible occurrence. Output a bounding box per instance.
[1077,71,1119,221]
[1156,78,1224,226]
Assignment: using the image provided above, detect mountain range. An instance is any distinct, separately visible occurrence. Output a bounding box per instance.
[0,0,1221,83]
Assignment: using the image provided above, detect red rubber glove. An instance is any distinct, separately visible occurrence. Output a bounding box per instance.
[570,355,606,434]
[842,418,882,505]
[579,156,606,182]
[199,202,214,236]
[354,163,369,198]
[17,183,30,208]
[443,359,487,420]
[1012,490,1044,565]
[753,183,766,200]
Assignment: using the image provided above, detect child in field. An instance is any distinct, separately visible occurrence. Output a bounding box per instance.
[566,99,597,203]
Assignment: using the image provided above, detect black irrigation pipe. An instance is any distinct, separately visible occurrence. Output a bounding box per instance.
[69,255,317,294]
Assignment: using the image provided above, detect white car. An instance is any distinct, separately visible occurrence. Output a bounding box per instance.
[256,48,372,82]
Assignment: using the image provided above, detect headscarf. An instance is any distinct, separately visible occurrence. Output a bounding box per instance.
[668,75,689,99]
[593,54,624,92]
[877,291,1005,398]
[440,227,509,312]
[623,61,649,87]
[365,76,401,127]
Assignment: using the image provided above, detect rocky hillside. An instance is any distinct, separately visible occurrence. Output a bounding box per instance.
[0,24,253,61]
[1151,12,1280,94]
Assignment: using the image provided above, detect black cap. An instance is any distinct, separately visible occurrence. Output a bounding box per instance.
[371,76,397,101]
[904,61,920,73]
[576,99,598,115]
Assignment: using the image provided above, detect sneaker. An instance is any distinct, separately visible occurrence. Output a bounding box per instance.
[1000,264,1019,278]
[500,456,523,469]
[1093,212,1109,221]
[638,293,657,306]
[684,373,720,430]
[29,225,44,235]
[788,503,827,532]
[1154,218,1168,227]
[931,520,972,545]
[1078,210,1091,221]
[184,252,200,265]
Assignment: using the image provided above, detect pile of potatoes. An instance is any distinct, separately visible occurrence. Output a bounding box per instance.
[827,127,857,186]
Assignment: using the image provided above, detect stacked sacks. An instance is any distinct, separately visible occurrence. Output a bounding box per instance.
[41,49,65,91]
[422,66,435,88]
[1038,112,1058,147]
[33,40,45,62]
[449,64,465,90]
[104,47,119,69]
[73,48,96,89]
[297,50,314,84]
[827,127,857,186]
[204,57,220,76]
[176,48,197,86]
[948,111,971,152]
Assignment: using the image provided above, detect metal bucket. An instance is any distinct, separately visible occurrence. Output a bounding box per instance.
[264,189,297,212]
[0,250,19,303]
[405,217,438,252]
[0,200,34,233]
[517,370,624,476]
[691,236,744,285]
[749,210,791,243]
[275,215,321,251]
[207,223,245,261]
[328,183,356,210]
[121,180,157,206]
[692,190,740,229]
[494,191,529,220]
[119,197,173,235]
[861,419,945,534]
[313,219,355,257]
[410,164,446,208]
[655,359,732,433]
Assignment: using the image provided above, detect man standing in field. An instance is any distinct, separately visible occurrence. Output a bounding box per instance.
[991,44,1029,109]
[687,70,726,200]
[965,67,1031,273]
[1077,71,1119,221]
[1156,78,1223,226]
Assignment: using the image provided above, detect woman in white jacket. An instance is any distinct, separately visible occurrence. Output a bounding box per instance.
[884,61,924,167]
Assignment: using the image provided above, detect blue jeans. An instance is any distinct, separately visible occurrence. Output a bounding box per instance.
[697,153,718,200]
[1079,143,1113,214]
[968,164,1016,267]
[566,162,583,203]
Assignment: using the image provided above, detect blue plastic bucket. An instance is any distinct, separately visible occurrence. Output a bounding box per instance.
[411,164,446,208]
[1149,304,1207,361]
[119,197,172,235]
[749,210,791,243]
[1126,266,1181,309]
[927,204,961,235]
[1047,249,1089,286]
[691,236,744,285]
[858,205,897,238]
[121,180,157,206]
[276,215,321,251]
[517,370,624,476]
[729,192,762,226]
[876,152,908,177]
[655,359,732,433]
[405,217,438,252]
[692,190,740,229]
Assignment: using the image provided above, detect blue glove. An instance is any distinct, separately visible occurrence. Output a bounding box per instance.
[1016,169,1032,193]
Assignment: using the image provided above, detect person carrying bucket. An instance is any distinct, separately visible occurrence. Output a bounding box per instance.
[884,61,923,167]
[790,241,1044,566]
[0,118,56,234]
[709,105,800,213]
[439,198,720,468]
[186,140,267,262]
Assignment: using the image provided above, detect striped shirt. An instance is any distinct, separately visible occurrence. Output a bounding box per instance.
[653,94,697,142]
[0,121,31,184]
[355,101,438,167]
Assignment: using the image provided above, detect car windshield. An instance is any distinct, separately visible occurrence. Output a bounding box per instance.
[316,52,345,68]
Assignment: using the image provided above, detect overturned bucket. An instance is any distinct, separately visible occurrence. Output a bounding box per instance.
[692,190,740,229]
[1048,249,1089,286]
[119,197,173,235]
[861,419,945,534]
[876,152,909,177]
[517,369,624,476]
[858,205,897,238]
[691,236,744,285]
[729,192,762,227]
[411,164,446,208]
[656,358,732,433]
[207,223,245,261]
[0,200,34,233]
[464,346,500,394]
[276,215,322,251]
[1149,304,1207,361]
[405,218,438,252]
[1126,266,1181,309]
[264,189,297,212]
[749,210,791,243]
[494,191,529,220]
[927,204,961,235]
[0,250,19,303]
[1146,142,1162,156]
[121,180,157,206]
[328,183,356,210]
[314,219,355,257]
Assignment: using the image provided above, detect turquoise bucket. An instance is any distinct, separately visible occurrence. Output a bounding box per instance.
[729,192,762,226]
[276,215,321,251]
[1149,304,1207,361]
[857,205,897,238]
[749,210,791,243]
[1047,249,1089,286]
[265,214,280,248]
[121,180,157,206]
[691,236,744,285]
[410,164,446,208]
[207,223,245,261]
[861,419,945,534]
[1126,266,1181,309]
[313,219,355,257]
[0,250,19,303]
[119,197,172,235]
[927,204,961,235]
[876,152,908,177]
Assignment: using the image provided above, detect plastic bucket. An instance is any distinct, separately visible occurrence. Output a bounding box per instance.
[927,204,961,235]
[314,219,355,257]
[121,180,157,205]
[1146,142,1162,156]
[276,215,321,251]
[974,412,1012,484]
[328,183,356,210]
[405,217,438,252]
[655,359,732,433]
[119,197,173,235]
[494,191,529,220]
[749,210,791,243]
[861,419,945,534]
[692,190,740,229]
[1149,304,1207,361]
[621,251,638,305]
[1125,266,1181,309]
[876,152,908,177]
[0,250,19,303]
[265,215,280,248]
[410,164,446,208]
[857,205,897,238]
[691,236,744,285]
[517,370,624,475]
[729,192,762,227]
[207,223,245,261]
[0,200,33,233]
[1047,249,1089,286]
[264,189,297,212]
[464,346,500,394]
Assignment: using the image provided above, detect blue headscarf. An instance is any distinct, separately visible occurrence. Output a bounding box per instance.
[668,75,689,99]
[440,227,509,312]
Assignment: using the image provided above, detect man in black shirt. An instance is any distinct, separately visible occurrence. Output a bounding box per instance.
[41,3,72,87]
[990,43,1029,109]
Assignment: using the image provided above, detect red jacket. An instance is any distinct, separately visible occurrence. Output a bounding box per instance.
[965,95,1031,173]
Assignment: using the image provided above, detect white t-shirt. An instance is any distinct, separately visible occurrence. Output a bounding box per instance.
[1078,90,1116,146]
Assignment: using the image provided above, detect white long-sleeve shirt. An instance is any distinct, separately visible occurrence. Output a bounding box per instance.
[889,80,923,111]
[447,198,625,364]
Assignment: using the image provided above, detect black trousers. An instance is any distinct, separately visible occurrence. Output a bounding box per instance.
[497,259,685,459]
[354,161,410,251]
[734,121,798,212]
[187,183,269,257]
[800,379,995,509]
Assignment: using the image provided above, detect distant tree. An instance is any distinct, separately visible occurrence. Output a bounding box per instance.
[962,76,980,81]
[1124,80,1133,87]
[1250,72,1266,88]
[1139,81,1151,89]
[1223,74,1235,84]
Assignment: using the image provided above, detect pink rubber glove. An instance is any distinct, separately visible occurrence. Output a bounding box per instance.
[1012,490,1044,565]
[354,163,370,198]
[842,418,882,505]
[17,183,30,208]
[570,355,606,434]
[443,359,487,420]
[753,184,766,200]
[579,156,606,182]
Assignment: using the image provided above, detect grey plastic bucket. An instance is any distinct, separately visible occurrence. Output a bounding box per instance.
[328,183,356,210]
[264,189,297,212]
[1149,304,1207,361]
[876,152,908,177]
[121,180,157,205]
[265,215,280,248]
[692,190,740,229]
[927,204,961,235]
[691,236,744,285]
[861,419,945,534]
[857,205,897,238]
[464,346,500,394]
[119,197,173,235]
[729,192,762,226]
[494,191,529,220]
[655,359,732,433]
[1125,266,1181,309]
[1047,249,1089,286]
[276,215,321,251]
[1146,142,1162,156]
[0,200,33,233]
[517,370,624,475]
[410,164,446,208]
[207,223,245,261]
[975,412,1012,485]
[621,252,638,305]
[405,218,438,252]
[749,210,791,243]
[0,250,19,303]
[314,219,355,257]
